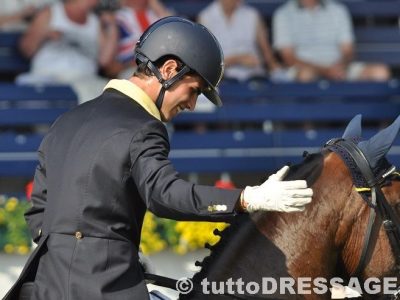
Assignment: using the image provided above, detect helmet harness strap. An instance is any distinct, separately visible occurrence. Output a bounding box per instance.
[136,52,191,111]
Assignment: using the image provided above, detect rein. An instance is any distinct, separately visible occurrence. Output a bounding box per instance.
[325,139,400,295]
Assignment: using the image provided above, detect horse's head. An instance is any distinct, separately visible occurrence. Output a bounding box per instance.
[325,115,400,290]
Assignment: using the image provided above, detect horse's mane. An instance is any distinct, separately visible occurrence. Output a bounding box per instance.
[192,152,325,283]
[285,151,325,186]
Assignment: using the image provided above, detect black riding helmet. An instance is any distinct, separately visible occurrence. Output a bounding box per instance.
[134,16,224,109]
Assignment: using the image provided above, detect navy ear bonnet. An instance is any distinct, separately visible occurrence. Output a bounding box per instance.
[341,114,400,169]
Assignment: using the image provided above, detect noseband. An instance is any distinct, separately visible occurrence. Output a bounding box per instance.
[325,138,400,298]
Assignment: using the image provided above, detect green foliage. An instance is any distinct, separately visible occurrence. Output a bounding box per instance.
[0,195,227,256]
[0,196,31,255]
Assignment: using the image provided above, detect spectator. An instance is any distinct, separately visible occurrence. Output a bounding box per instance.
[198,0,283,82]
[105,0,172,78]
[16,0,118,103]
[0,1,55,31]
[273,0,391,82]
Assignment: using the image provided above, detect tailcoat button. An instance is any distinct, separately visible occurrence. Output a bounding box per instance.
[75,231,83,239]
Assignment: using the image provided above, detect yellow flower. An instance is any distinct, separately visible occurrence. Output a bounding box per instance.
[5,197,18,212]
[140,212,167,255]
[17,245,30,255]
[139,212,229,255]
[4,244,14,254]
[174,221,228,254]
[0,208,5,224]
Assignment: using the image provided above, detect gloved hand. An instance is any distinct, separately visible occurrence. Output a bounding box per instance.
[242,166,313,213]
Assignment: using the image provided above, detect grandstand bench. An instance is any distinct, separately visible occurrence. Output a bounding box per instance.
[1,81,399,176]
[0,32,29,77]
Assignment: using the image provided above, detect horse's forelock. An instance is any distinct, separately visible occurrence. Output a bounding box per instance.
[285,152,325,187]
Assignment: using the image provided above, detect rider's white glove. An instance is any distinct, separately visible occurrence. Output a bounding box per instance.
[242,166,313,213]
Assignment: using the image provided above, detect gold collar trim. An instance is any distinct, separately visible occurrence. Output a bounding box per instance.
[104,79,160,121]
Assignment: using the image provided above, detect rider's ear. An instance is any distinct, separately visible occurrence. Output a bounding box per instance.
[160,59,179,80]
[358,115,400,168]
[342,114,362,140]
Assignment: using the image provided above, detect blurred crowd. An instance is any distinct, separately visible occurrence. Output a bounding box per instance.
[0,0,392,103]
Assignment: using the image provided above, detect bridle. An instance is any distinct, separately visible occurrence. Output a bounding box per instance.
[325,138,400,298]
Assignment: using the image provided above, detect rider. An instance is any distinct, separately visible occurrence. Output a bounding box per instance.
[6,16,312,300]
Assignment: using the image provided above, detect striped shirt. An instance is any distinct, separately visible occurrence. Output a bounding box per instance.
[116,7,160,63]
[273,0,354,66]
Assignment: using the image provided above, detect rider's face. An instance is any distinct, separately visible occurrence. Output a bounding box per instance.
[160,74,204,122]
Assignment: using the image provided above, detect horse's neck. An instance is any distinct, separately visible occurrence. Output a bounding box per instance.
[193,214,294,283]
[193,153,355,283]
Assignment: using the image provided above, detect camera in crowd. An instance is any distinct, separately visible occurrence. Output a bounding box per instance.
[95,0,121,12]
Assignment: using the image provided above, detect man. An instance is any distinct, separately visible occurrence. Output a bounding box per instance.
[273,0,390,82]
[5,17,312,300]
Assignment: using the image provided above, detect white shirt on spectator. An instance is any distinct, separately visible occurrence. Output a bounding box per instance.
[199,1,266,81]
[273,0,354,66]
[30,1,99,79]
[16,1,108,103]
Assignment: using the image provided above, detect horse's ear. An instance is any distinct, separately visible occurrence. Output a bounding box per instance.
[342,114,362,139]
[358,115,400,168]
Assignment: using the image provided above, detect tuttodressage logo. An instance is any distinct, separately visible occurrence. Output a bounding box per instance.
[174,276,398,298]
[176,277,193,294]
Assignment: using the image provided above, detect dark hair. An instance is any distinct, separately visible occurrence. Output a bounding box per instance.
[95,0,120,12]
[135,55,196,78]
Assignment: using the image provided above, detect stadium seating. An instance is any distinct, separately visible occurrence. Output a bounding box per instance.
[1,80,399,176]
[169,129,400,173]
[355,27,400,66]
[0,83,78,176]
[170,80,400,172]
[0,83,78,125]
[0,32,29,76]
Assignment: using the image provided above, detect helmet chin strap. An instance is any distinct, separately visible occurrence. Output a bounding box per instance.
[139,55,191,111]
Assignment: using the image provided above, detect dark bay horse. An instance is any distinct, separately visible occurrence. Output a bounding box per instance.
[181,115,400,300]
